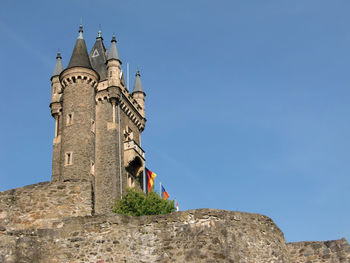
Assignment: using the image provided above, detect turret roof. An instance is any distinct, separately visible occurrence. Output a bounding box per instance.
[67,25,93,70]
[132,70,145,94]
[52,52,63,77]
[89,30,108,80]
[107,34,120,61]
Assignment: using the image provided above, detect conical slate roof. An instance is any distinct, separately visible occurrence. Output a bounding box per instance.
[89,30,108,80]
[132,70,145,93]
[52,52,63,77]
[107,34,120,61]
[67,25,93,70]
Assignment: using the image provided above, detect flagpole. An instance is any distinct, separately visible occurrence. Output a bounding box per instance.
[160,182,162,197]
[175,198,179,211]
[143,167,146,194]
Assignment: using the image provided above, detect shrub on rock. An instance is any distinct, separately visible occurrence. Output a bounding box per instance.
[112,188,175,216]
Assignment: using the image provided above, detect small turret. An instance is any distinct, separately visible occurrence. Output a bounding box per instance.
[132,70,146,117]
[107,34,122,88]
[50,52,64,181]
[50,52,63,111]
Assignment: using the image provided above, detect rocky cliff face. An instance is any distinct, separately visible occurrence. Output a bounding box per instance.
[0,182,349,263]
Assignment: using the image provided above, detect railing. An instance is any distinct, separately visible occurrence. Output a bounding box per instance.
[124,140,145,159]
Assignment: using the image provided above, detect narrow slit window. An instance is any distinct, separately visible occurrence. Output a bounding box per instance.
[90,161,95,175]
[67,113,73,125]
[91,119,96,133]
[65,152,73,165]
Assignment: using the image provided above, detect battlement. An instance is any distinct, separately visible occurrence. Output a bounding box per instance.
[60,67,99,89]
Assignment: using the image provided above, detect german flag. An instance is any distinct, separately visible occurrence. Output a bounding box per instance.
[146,168,157,193]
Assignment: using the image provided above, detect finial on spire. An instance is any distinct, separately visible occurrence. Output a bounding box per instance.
[56,51,62,59]
[97,24,102,39]
[136,69,140,76]
[78,24,83,39]
[111,33,117,43]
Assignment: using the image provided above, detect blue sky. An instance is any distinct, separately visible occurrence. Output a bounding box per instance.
[0,0,349,243]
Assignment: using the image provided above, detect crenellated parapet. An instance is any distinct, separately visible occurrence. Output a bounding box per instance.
[60,67,99,90]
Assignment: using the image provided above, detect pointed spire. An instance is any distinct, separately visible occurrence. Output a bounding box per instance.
[132,70,145,93]
[67,25,93,70]
[89,28,108,80]
[52,52,63,77]
[107,34,120,61]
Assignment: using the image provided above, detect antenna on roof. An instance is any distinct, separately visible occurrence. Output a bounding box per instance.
[127,62,130,91]
[97,24,102,38]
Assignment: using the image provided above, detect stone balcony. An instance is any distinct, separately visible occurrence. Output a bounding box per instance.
[123,140,145,170]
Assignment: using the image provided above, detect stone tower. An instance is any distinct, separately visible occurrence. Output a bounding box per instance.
[49,26,146,214]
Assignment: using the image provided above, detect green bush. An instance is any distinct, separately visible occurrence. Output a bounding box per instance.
[112,188,175,216]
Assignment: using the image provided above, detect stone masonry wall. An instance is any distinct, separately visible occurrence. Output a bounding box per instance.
[0,209,291,263]
[95,99,119,214]
[287,239,350,263]
[0,181,92,231]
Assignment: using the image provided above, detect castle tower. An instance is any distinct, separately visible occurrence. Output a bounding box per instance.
[50,26,147,214]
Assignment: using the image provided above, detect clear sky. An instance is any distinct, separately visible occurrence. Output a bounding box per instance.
[0,0,349,243]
